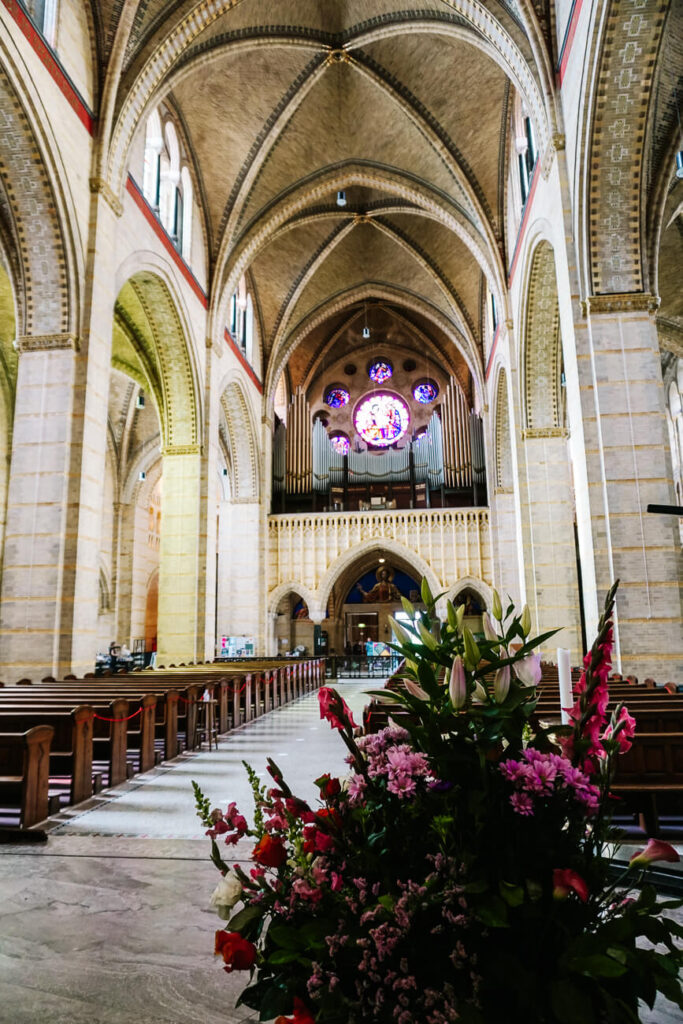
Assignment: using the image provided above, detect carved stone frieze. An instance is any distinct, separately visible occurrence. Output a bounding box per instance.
[15,333,79,352]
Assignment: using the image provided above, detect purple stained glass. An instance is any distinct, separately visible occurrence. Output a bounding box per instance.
[368,360,393,385]
[354,393,410,448]
[413,380,439,404]
[330,434,350,455]
[325,386,350,409]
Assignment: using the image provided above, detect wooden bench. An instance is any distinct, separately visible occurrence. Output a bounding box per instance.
[612,731,683,836]
[0,726,53,829]
[0,707,93,807]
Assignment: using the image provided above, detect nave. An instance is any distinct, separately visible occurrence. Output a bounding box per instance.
[0,681,371,1024]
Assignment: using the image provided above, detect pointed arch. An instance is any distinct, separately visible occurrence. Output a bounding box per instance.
[494,366,513,491]
[219,377,260,500]
[522,240,562,432]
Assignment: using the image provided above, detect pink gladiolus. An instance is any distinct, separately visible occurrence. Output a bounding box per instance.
[493,665,510,704]
[604,706,637,754]
[318,687,357,731]
[513,653,542,688]
[553,868,589,903]
[405,679,429,701]
[449,656,467,709]
[629,839,680,868]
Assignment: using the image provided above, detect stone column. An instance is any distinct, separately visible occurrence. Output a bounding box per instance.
[0,336,79,679]
[156,446,202,666]
[517,429,583,661]
[578,295,683,678]
[216,498,263,650]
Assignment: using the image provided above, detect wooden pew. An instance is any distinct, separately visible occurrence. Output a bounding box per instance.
[0,726,53,829]
[0,706,93,806]
[612,732,683,836]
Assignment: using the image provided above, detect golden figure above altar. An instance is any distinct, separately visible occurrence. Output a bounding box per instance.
[357,565,402,603]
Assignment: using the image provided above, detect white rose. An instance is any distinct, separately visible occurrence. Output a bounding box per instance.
[210,873,242,918]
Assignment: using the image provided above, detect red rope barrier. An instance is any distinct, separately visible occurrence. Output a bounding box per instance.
[93,707,143,723]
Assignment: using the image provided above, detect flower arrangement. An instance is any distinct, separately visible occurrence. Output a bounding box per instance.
[194,581,683,1023]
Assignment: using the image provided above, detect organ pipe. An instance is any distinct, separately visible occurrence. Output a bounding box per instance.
[441,377,472,488]
[286,388,312,493]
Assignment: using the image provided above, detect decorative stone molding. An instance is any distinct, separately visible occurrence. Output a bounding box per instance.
[14,333,79,352]
[540,133,565,180]
[584,293,660,315]
[521,427,569,440]
[656,314,683,358]
[162,443,202,456]
[325,48,352,64]
[89,177,124,217]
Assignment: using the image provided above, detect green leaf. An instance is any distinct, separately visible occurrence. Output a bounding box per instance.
[268,923,304,950]
[228,903,264,934]
[499,880,525,907]
[550,980,595,1024]
[474,894,509,927]
[570,953,629,978]
[268,949,310,966]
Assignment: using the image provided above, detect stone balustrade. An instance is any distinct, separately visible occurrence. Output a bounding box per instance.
[267,508,492,615]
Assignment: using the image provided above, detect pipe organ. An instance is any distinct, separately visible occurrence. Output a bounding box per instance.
[273,381,485,508]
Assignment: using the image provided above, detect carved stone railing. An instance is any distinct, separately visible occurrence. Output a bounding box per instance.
[267,508,492,615]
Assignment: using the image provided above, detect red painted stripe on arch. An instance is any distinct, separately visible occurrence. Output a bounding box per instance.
[557,0,585,87]
[2,0,96,134]
[223,330,263,393]
[507,161,540,288]
[485,324,501,382]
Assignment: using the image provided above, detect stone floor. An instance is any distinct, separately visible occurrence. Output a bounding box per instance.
[0,680,680,1023]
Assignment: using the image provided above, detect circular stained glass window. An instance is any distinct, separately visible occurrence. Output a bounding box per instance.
[325,386,350,409]
[354,392,410,448]
[330,433,350,455]
[368,360,393,385]
[413,380,439,404]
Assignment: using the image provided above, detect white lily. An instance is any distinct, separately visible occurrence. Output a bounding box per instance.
[513,652,542,688]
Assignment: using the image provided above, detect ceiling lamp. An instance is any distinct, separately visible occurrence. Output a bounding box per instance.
[362,326,370,339]
[336,190,347,207]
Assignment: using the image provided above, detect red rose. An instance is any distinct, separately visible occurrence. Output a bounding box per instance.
[315,774,341,800]
[276,996,316,1024]
[214,930,257,972]
[253,834,288,868]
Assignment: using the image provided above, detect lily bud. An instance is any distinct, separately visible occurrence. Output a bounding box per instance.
[463,627,481,670]
[406,659,419,675]
[431,619,442,643]
[388,616,413,646]
[493,664,510,703]
[513,653,542,688]
[455,604,465,631]
[492,589,503,622]
[405,679,430,701]
[446,600,458,630]
[401,596,415,617]
[417,618,437,650]
[449,656,467,709]
[421,577,434,608]
[520,604,531,637]
[472,681,488,704]
[483,612,498,643]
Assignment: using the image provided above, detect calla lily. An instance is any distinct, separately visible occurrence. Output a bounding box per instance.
[513,653,542,688]
[629,839,680,867]
[520,604,531,637]
[483,612,498,643]
[492,589,503,621]
[493,664,511,703]
[553,868,589,903]
[449,656,467,709]
[472,681,488,704]
[405,679,430,701]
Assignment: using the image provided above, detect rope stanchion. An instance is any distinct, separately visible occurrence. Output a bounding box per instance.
[93,707,143,723]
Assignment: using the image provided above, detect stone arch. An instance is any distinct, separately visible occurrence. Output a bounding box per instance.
[522,240,561,431]
[494,366,513,491]
[113,267,200,449]
[315,538,440,622]
[0,52,78,337]
[268,582,317,620]
[0,259,17,580]
[443,575,493,612]
[219,378,260,500]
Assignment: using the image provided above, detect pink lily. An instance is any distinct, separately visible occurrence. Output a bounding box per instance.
[513,653,542,688]
[449,656,467,709]
[405,679,429,701]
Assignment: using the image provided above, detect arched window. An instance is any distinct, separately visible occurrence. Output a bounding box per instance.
[511,98,537,211]
[159,121,180,238]
[143,110,163,210]
[245,293,254,362]
[180,166,193,262]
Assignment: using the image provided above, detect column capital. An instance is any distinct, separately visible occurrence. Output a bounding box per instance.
[161,443,203,457]
[14,333,79,352]
[89,177,124,217]
[583,293,660,316]
[521,427,569,441]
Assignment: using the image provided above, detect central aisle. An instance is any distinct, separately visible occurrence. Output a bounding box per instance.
[54,678,372,839]
[0,680,376,1024]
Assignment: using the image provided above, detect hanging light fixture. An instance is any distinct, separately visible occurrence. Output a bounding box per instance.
[337,190,347,207]
[362,302,370,339]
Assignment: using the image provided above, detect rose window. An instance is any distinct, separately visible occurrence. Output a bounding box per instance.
[325,386,350,409]
[413,380,439,404]
[354,393,410,448]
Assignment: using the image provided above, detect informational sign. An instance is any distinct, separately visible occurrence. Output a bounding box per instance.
[220,635,255,657]
[366,641,391,657]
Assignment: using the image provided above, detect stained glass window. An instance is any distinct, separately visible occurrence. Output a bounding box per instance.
[330,433,350,455]
[354,393,410,447]
[368,360,393,385]
[325,386,350,408]
[413,380,439,404]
